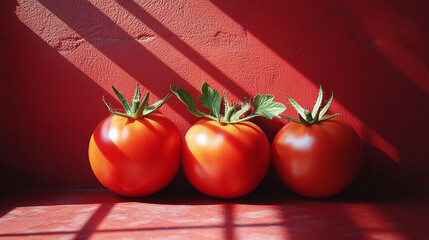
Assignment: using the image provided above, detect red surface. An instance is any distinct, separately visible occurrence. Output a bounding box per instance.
[1,189,429,240]
[1,0,429,191]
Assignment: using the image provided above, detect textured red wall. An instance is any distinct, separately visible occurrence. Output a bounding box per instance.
[1,0,428,191]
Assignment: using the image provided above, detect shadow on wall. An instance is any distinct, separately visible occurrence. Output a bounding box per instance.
[210,0,429,191]
[2,0,429,192]
[0,0,191,188]
[35,0,199,125]
[0,0,206,188]
[114,0,252,99]
[1,0,268,189]
[1,0,106,188]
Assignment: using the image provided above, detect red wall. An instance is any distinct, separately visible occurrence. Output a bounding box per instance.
[1,0,428,192]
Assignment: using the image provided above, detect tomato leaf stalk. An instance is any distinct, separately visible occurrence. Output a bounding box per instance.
[282,85,340,125]
[170,82,286,124]
[103,83,171,119]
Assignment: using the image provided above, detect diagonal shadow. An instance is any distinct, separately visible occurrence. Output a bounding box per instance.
[223,203,235,240]
[114,0,252,99]
[209,0,429,191]
[1,0,112,189]
[364,193,429,240]
[73,202,115,240]
[207,2,428,239]
[2,190,428,239]
[277,200,367,240]
[276,191,429,240]
[0,222,296,238]
[2,0,195,191]
[36,0,199,125]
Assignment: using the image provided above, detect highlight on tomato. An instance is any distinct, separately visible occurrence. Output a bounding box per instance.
[171,82,286,198]
[272,86,362,198]
[88,83,181,197]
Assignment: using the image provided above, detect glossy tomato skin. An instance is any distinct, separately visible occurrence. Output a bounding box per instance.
[272,117,362,198]
[182,119,271,198]
[88,113,181,197]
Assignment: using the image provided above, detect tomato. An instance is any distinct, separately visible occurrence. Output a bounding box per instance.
[272,117,362,198]
[88,113,181,197]
[171,82,285,198]
[182,119,271,198]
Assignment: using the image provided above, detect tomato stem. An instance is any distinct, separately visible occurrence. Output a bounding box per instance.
[304,110,313,123]
[223,106,235,123]
[281,85,341,125]
[171,83,286,124]
[103,83,170,119]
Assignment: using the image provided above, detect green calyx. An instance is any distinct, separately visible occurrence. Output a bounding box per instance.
[281,85,340,125]
[103,83,171,119]
[170,82,286,124]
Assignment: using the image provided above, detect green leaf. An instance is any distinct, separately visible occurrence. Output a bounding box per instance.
[222,90,232,120]
[223,90,231,111]
[319,92,334,118]
[286,95,306,120]
[280,115,301,123]
[104,84,169,119]
[170,85,196,109]
[103,96,128,117]
[170,85,215,119]
[171,82,286,123]
[312,85,323,119]
[198,82,222,117]
[320,113,341,121]
[112,85,131,115]
[222,91,241,123]
[252,94,286,119]
[131,83,141,114]
[132,92,149,118]
[143,94,171,116]
[230,97,251,121]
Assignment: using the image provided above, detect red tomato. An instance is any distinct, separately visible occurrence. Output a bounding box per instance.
[272,117,362,198]
[182,119,271,198]
[88,113,181,197]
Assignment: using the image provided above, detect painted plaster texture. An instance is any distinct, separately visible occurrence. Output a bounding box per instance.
[0,0,428,191]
